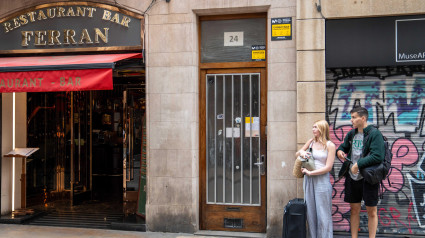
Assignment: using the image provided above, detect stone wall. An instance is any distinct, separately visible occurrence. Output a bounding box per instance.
[145,0,297,235]
[296,1,325,150]
[322,0,425,18]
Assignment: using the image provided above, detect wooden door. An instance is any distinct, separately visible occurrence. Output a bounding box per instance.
[200,68,267,232]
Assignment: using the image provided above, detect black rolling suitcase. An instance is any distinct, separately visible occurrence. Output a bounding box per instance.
[282,198,306,238]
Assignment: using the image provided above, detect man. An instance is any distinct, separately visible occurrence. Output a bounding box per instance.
[336,106,385,238]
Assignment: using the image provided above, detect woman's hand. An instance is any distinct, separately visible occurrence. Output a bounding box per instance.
[299,150,311,159]
[295,138,314,158]
[301,168,312,176]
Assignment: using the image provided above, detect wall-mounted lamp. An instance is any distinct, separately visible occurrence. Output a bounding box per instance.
[315,0,322,13]
[315,0,325,19]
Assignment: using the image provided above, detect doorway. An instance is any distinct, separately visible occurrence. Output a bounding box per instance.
[200,68,267,232]
[25,80,146,228]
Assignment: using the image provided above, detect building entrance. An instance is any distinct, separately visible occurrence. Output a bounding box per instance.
[25,79,146,229]
[200,68,267,232]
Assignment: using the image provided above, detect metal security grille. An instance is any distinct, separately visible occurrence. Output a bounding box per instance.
[206,73,261,205]
[326,69,425,236]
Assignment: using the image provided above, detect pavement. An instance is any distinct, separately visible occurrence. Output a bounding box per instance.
[0,224,404,238]
[0,224,203,238]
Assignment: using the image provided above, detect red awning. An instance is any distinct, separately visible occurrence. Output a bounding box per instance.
[0,53,142,93]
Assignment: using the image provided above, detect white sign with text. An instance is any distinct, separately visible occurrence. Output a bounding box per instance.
[224,32,244,46]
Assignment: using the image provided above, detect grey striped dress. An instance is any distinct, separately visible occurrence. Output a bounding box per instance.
[303,141,333,238]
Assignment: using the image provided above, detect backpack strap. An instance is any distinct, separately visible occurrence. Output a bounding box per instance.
[346,129,355,158]
[364,126,378,144]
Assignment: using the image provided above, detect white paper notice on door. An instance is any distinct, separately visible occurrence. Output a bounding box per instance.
[225,127,241,138]
[245,117,260,137]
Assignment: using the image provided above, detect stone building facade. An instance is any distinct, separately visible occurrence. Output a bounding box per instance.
[1,0,424,237]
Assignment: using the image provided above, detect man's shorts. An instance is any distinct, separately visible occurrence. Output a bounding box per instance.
[344,175,379,206]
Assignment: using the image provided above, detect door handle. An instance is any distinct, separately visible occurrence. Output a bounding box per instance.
[254,155,266,175]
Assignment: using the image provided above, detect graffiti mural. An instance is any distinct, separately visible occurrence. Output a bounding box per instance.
[327,75,425,235]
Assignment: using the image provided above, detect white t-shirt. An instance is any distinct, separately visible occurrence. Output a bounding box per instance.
[349,133,364,181]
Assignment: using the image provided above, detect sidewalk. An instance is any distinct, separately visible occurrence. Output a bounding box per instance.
[0,224,397,238]
[0,224,206,238]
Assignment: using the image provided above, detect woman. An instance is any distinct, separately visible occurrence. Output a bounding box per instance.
[295,120,335,238]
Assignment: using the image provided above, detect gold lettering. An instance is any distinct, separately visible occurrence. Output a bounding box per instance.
[48,30,61,45]
[13,18,21,29]
[19,15,28,25]
[27,12,36,22]
[87,7,96,17]
[0,79,5,88]
[94,28,108,43]
[3,22,13,33]
[76,7,86,17]
[60,77,66,86]
[121,16,131,28]
[15,79,21,88]
[22,78,28,87]
[8,79,13,88]
[37,10,47,20]
[79,29,93,44]
[66,7,75,17]
[68,77,73,86]
[21,31,33,46]
[110,13,120,24]
[57,7,66,17]
[38,78,43,87]
[75,77,81,86]
[47,8,56,18]
[102,10,111,20]
[63,29,76,44]
[30,78,36,87]
[34,31,47,45]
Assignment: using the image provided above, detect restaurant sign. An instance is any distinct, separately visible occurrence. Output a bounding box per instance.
[0,2,143,53]
[0,68,112,93]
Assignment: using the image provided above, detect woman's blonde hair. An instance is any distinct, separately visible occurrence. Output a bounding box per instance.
[313,120,330,148]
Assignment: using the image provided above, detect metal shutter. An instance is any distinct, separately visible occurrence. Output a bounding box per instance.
[326,69,425,235]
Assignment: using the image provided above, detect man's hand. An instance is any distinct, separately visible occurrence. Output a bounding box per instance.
[351,163,359,174]
[337,150,346,161]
